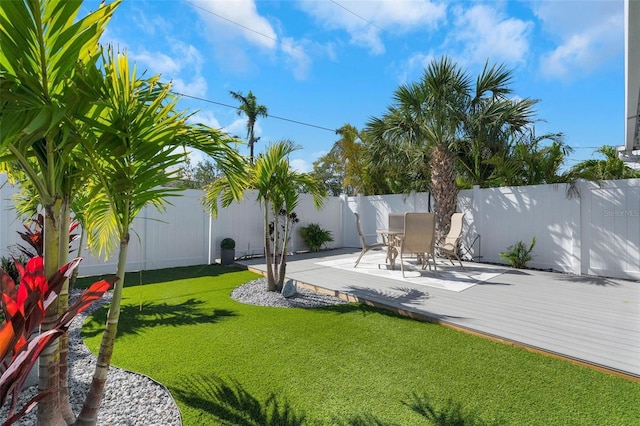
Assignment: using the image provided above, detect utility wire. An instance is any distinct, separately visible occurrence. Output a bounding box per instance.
[184,0,305,54]
[174,92,337,133]
[330,0,386,32]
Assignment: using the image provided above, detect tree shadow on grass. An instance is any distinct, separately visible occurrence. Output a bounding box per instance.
[337,393,506,426]
[172,374,306,426]
[401,392,507,426]
[83,298,237,338]
[172,375,504,426]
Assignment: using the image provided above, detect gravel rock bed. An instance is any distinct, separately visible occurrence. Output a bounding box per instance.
[0,290,182,426]
[231,277,348,308]
[1,278,346,425]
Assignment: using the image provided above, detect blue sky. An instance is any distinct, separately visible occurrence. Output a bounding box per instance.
[85,0,624,172]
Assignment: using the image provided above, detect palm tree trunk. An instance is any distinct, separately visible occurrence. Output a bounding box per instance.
[264,205,276,291]
[429,144,458,246]
[75,234,129,426]
[272,212,280,285]
[276,214,290,291]
[37,199,64,426]
[57,200,75,424]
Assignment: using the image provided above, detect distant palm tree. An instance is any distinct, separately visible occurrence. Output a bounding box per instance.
[569,145,640,181]
[230,90,268,163]
[204,140,326,291]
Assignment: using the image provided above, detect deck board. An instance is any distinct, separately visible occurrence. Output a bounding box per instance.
[237,248,640,380]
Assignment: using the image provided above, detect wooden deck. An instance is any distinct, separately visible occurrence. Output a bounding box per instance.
[237,248,640,382]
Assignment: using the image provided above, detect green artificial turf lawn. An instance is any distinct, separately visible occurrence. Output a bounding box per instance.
[80,265,640,425]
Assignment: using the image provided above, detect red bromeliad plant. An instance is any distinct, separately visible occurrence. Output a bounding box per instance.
[16,214,80,259]
[0,257,116,425]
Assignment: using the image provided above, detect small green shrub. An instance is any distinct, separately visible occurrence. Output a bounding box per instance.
[220,238,235,250]
[299,223,333,252]
[500,236,536,268]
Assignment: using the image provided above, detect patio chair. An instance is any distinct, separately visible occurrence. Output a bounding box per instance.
[354,212,385,267]
[397,212,436,277]
[388,213,404,232]
[439,212,465,267]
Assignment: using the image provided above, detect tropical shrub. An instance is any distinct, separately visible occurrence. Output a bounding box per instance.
[500,236,536,268]
[0,257,115,425]
[300,223,333,252]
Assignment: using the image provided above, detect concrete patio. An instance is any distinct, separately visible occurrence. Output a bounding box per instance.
[236,248,640,382]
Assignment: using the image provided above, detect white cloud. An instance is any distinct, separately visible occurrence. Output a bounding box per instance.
[393,52,436,83]
[189,0,278,74]
[189,110,222,129]
[172,76,208,97]
[130,6,171,37]
[299,0,446,55]
[130,41,207,96]
[450,4,532,66]
[289,158,312,173]
[281,37,312,80]
[534,1,623,80]
[192,0,277,49]
[224,117,251,140]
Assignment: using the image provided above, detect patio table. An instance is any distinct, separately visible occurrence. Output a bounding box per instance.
[376,229,403,269]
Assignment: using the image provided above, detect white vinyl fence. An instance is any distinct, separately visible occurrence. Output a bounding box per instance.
[1,174,639,281]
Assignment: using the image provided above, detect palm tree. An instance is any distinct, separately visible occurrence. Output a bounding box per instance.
[229,90,268,163]
[569,145,640,181]
[455,63,538,188]
[485,129,572,187]
[204,140,326,291]
[367,57,537,241]
[73,48,246,425]
[0,1,120,423]
[367,57,471,241]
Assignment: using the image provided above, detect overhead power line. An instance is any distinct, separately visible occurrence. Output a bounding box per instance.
[184,0,305,54]
[174,92,337,133]
[330,0,386,32]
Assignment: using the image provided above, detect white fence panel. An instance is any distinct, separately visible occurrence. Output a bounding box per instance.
[581,179,640,280]
[0,179,27,259]
[1,173,639,280]
[463,184,581,273]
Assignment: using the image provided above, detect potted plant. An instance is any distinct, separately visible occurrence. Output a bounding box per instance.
[220,237,236,265]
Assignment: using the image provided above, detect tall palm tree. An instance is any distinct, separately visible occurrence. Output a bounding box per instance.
[367,57,537,241]
[367,57,471,241]
[0,1,120,423]
[204,140,326,291]
[229,90,268,163]
[73,48,246,425]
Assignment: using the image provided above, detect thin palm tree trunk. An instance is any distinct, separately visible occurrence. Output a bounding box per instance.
[37,199,64,426]
[57,199,75,424]
[75,235,129,426]
[264,206,276,291]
